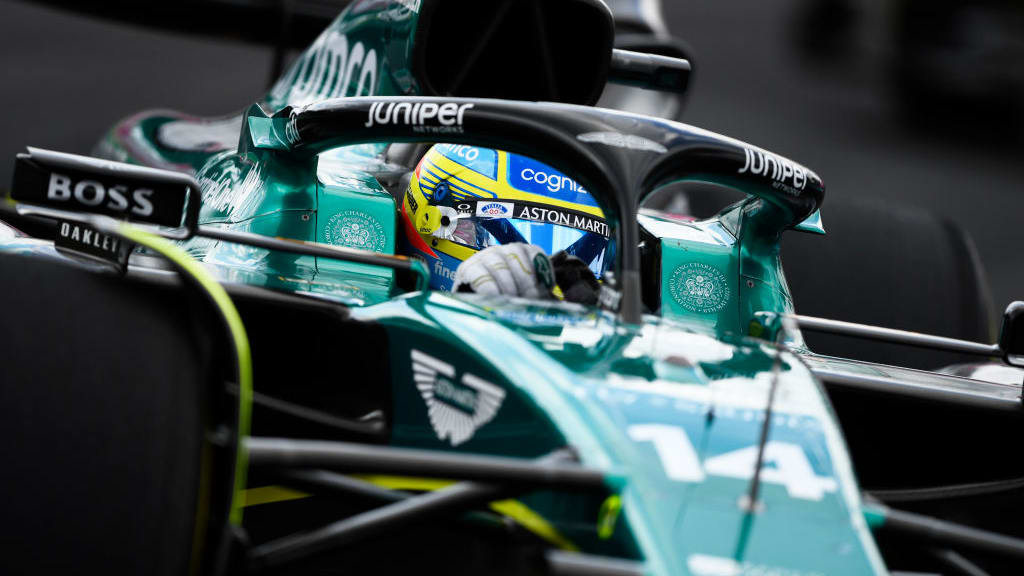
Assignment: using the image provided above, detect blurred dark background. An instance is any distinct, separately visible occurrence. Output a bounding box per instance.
[660,0,1023,318]
[0,0,1021,340]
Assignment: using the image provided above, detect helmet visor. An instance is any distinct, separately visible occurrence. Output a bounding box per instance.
[447,213,610,278]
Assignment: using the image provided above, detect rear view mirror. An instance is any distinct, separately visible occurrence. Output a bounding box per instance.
[999,301,1024,367]
[8,148,200,272]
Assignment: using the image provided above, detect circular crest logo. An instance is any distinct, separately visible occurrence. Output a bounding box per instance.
[325,210,386,252]
[669,263,730,314]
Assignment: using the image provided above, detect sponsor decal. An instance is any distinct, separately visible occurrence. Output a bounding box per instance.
[324,210,386,252]
[578,131,668,154]
[506,154,598,207]
[405,186,419,213]
[492,309,599,326]
[738,147,807,192]
[435,144,497,179]
[421,250,461,290]
[12,154,190,228]
[669,262,730,314]
[364,101,475,134]
[519,167,587,195]
[43,172,155,217]
[401,207,439,259]
[515,205,609,236]
[414,204,442,235]
[54,220,132,270]
[411,349,506,446]
[432,258,456,285]
[440,143,479,162]
[199,158,253,216]
[476,202,513,217]
[284,117,301,146]
[269,31,377,106]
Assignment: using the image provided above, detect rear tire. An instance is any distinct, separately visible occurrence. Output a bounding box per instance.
[782,196,994,369]
[0,252,236,576]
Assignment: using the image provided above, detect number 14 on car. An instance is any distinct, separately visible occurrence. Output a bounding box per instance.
[628,423,838,502]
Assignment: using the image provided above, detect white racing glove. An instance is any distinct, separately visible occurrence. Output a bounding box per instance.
[453,243,556,299]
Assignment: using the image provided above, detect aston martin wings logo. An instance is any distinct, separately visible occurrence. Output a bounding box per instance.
[411,349,506,446]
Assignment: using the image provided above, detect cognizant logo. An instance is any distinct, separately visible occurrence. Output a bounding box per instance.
[520,168,587,195]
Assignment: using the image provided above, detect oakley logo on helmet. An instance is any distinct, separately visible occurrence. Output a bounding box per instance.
[364,101,475,134]
[739,147,807,191]
[47,173,155,217]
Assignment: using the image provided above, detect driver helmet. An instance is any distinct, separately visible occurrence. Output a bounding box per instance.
[402,143,611,291]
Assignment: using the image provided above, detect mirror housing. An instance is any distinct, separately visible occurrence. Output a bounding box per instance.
[9,148,200,239]
[792,209,826,235]
[999,301,1024,367]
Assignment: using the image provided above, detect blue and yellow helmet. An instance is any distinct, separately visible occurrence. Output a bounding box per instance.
[402,144,611,291]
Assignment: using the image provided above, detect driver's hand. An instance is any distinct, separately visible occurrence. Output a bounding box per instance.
[453,244,555,299]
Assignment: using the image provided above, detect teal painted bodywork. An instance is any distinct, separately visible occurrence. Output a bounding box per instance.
[6,1,893,574]
[641,201,797,346]
[355,293,884,574]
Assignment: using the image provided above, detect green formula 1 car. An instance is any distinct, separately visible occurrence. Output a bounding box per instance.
[2,1,1024,575]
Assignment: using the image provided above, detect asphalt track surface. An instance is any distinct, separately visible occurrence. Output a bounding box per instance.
[1,0,1021,315]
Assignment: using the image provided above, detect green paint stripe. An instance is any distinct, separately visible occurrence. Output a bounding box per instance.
[116,224,253,526]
